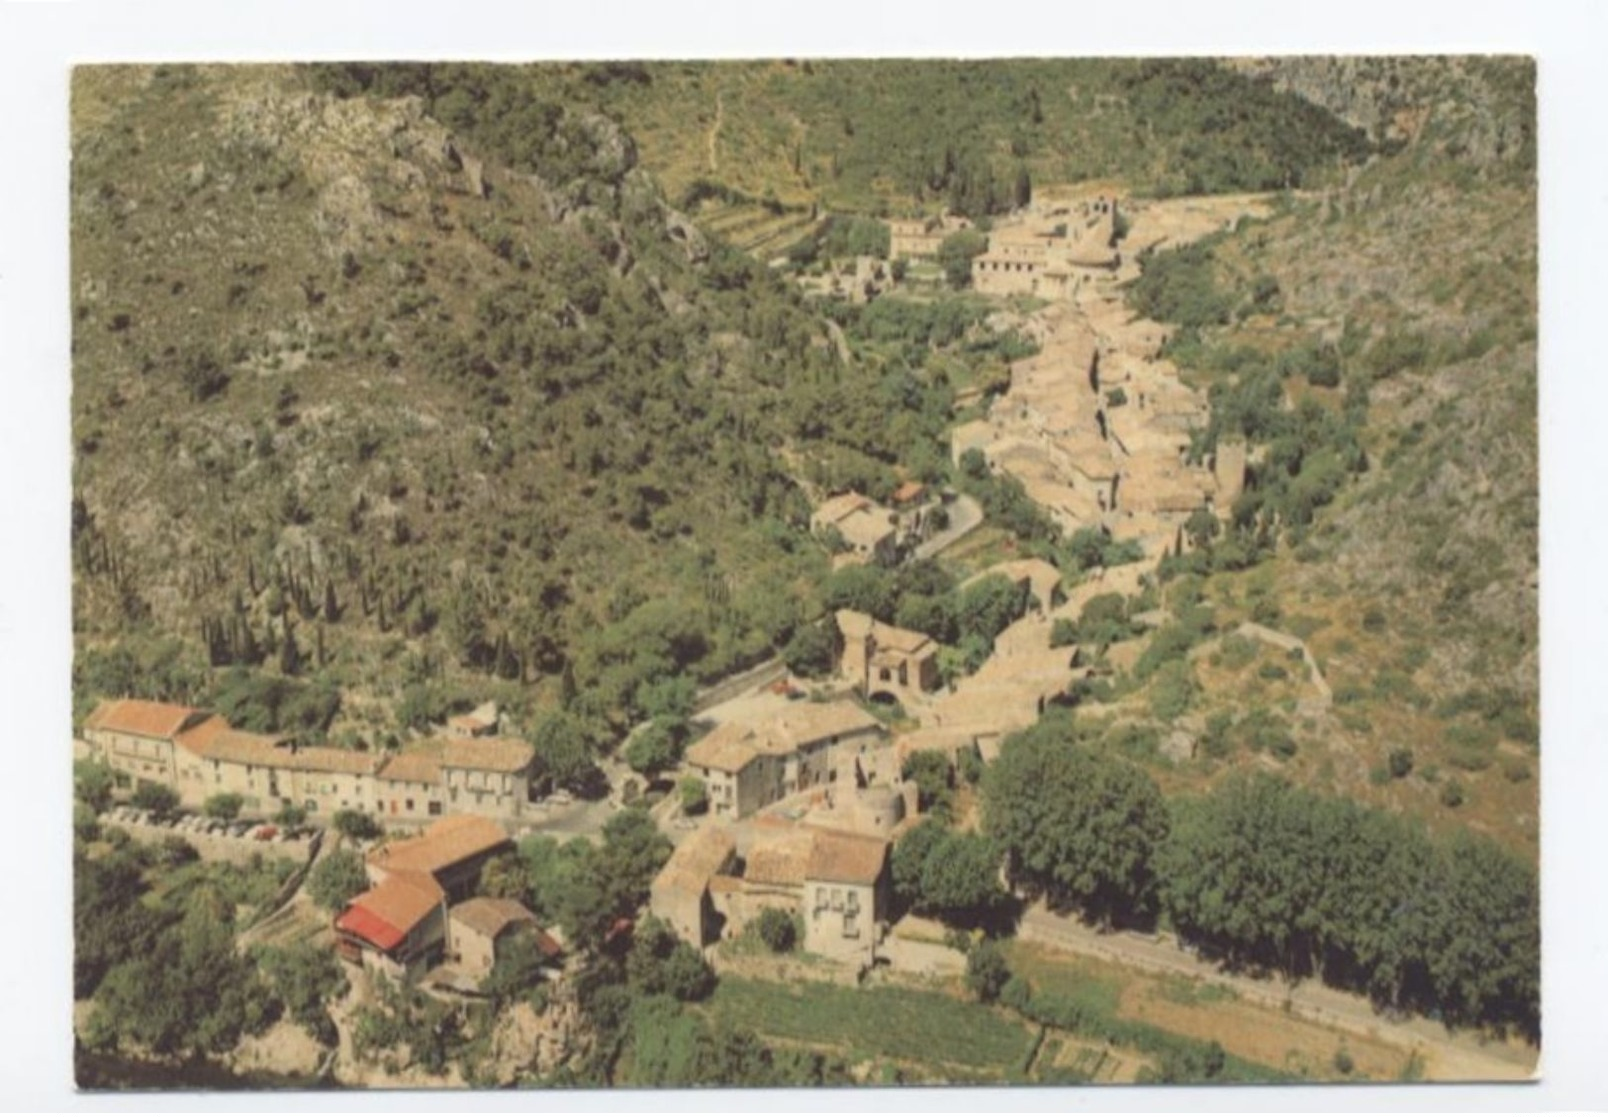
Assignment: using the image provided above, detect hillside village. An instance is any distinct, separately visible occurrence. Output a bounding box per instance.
[70,59,1539,1090]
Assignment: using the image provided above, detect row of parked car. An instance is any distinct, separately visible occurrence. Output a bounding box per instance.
[103,806,321,844]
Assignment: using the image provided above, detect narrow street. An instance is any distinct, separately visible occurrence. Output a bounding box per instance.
[913,492,984,560]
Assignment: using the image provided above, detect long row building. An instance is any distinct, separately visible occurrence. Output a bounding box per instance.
[81,698,537,822]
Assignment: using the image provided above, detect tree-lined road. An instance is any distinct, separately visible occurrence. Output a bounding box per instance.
[1016,904,1536,1083]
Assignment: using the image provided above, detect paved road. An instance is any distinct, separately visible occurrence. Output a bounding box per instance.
[1017,904,1537,1082]
[914,493,985,560]
[514,795,618,843]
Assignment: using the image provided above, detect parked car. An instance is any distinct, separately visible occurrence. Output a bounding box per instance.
[253,825,278,842]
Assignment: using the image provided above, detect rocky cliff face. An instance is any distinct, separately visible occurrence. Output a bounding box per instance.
[1227,56,1535,171]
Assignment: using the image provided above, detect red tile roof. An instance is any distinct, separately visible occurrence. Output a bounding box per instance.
[84,698,205,740]
[891,480,927,504]
[336,871,444,951]
[367,815,511,878]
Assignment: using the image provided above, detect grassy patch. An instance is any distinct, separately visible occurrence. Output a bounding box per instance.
[704,976,1036,1076]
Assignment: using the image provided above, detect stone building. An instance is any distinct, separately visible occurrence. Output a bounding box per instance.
[835,610,941,703]
[333,814,514,980]
[650,824,738,947]
[811,491,898,566]
[447,897,560,979]
[887,213,973,260]
[654,820,892,969]
[802,828,891,968]
[971,198,1120,298]
[684,700,886,820]
[80,697,538,823]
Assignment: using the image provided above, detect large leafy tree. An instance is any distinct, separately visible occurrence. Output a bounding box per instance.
[1157,772,1539,1039]
[892,817,1009,927]
[982,725,1169,926]
[529,709,602,793]
[307,849,369,912]
[955,572,1030,646]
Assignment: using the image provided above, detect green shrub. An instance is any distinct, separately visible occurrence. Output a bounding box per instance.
[753,908,798,953]
[204,792,245,821]
[131,781,178,816]
[1388,748,1415,779]
[679,776,709,816]
[1147,660,1198,721]
[332,809,381,841]
[966,939,1011,1004]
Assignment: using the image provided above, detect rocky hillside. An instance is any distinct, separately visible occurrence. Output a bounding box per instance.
[69,64,962,744]
[1109,57,1537,853]
[1228,55,1535,170]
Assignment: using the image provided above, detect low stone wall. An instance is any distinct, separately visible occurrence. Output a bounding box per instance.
[101,814,314,866]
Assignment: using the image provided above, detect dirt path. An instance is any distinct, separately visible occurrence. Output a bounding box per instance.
[1017,905,1536,1082]
[706,92,723,173]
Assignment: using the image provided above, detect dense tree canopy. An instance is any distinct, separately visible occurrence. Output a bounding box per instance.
[1157,773,1539,1038]
[982,722,1170,926]
[892,817,1009,927]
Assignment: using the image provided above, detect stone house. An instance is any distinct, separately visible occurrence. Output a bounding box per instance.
[81,697,538,823]
[811,491,897,566]
[887,213,972,260]
[333,871,448,981]
[334,814,513,980]
[649,824,738,947]
[683,700,885,820]
[661,820,892,969]
[802,828,891,968]
[971,199,1120,298]
[835,610,941,702]
[447,896,560,979]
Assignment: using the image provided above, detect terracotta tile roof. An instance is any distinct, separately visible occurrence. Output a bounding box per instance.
[377,750,443,785]
[197,732,377,775]
[367,815,512,877]
[891,481,927,504]
[652,824,736,899]
[744,827,815,888]
[447,701,499,733]
[337,871,444,950]
[688,702,884,774]
[835,507,896,550]
[439,736,535,773]
[870,619,935,655]
[836,609,936,656]
[804,828,888,886]
[83,698,205,740]
[768,701,882,748]
[685,723,763,774]
[449,896,554,954]
[172,713,231,756]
